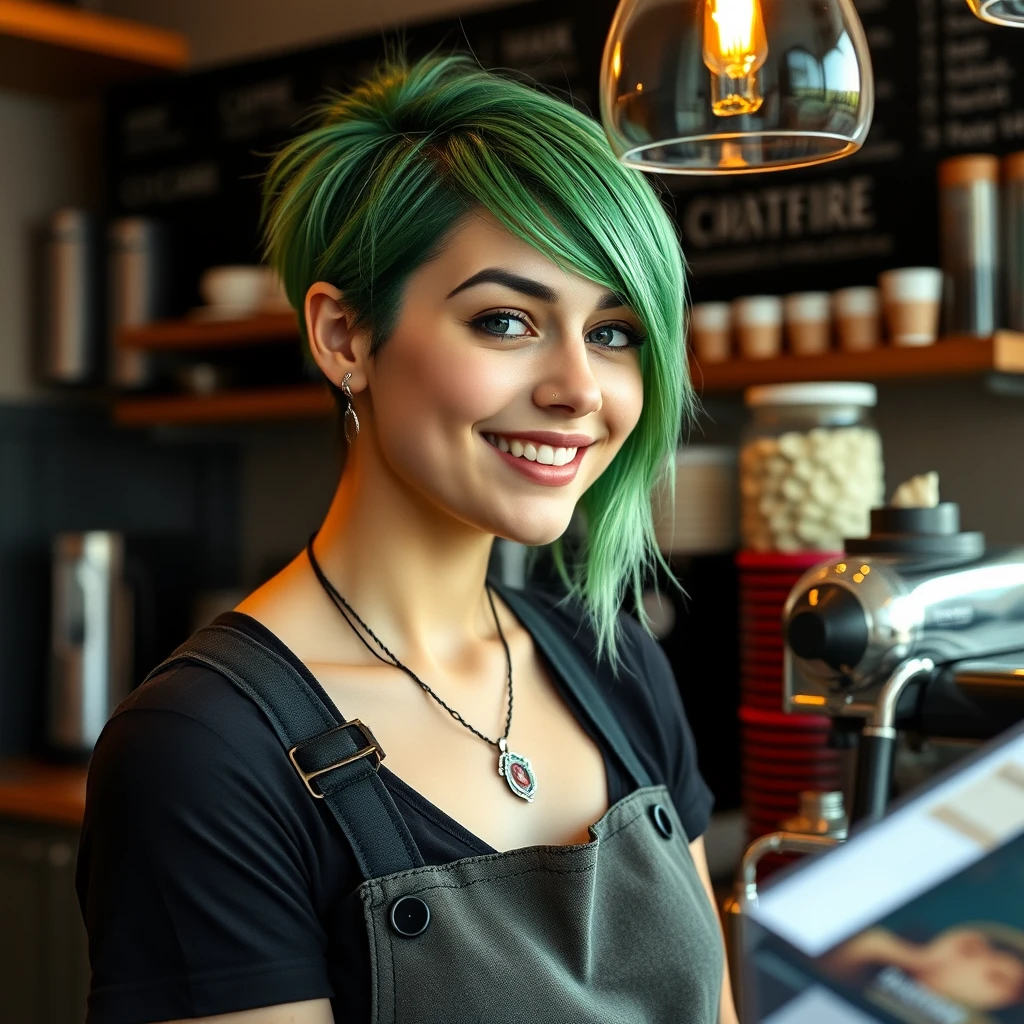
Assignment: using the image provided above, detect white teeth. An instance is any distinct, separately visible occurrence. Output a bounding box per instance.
[488,433,580,466]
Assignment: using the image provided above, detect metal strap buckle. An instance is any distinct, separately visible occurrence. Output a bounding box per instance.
[288,719,385,799]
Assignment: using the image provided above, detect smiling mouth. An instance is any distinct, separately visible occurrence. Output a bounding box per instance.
[482,433,580,466]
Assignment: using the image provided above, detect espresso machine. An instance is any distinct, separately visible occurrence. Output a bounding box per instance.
[727,501,1024,1020]
[781,501,1024,823]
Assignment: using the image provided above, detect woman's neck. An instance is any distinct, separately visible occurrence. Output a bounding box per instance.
[311,451,501,673]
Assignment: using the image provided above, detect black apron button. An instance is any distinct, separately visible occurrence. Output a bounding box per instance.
[650,803,674,839]
[389,895,430,937]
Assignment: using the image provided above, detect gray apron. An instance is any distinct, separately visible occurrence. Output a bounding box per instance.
[147,583,723,1023]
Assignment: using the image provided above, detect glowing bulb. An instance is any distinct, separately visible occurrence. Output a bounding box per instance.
[703,0,768,117]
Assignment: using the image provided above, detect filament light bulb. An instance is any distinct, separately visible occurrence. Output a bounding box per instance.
[703,0,768,116]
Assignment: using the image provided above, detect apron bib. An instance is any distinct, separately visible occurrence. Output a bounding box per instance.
[360,783,721,1024]
[146,584,723,1023]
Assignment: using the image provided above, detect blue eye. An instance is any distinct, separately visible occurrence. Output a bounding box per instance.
[588,323,646,349]
[471,311,531,338]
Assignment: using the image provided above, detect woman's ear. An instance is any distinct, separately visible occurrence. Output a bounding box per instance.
[305,281,370,390]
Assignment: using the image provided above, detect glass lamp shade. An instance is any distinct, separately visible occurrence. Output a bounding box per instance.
[600,0,875,174]
[965,0,1024,26]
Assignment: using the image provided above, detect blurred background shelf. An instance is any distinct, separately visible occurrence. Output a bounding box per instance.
[113,384,333,426]
[112,331,1024,425]
[118,311,298,351]
[0,0,188,95]
[691,332,1024,393]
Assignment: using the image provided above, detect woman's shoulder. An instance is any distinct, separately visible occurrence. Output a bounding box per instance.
[109,651,275,758]
[92,624,307,819]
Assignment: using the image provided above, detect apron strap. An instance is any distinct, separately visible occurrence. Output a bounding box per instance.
[142,621,425,878]
[490,583,653,790]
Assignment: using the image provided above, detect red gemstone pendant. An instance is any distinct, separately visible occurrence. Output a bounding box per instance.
[498,741,537,802]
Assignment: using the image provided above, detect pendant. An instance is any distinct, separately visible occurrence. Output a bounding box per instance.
[497,737,537,802]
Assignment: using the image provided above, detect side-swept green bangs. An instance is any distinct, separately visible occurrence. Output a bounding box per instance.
[261,50,694,673]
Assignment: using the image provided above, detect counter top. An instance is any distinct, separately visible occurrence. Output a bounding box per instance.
[0,759,87,828]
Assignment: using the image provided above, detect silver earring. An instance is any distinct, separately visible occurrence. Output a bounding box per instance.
[341,372,360,443]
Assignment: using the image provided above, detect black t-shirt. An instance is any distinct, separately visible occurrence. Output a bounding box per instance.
[75,585,714,1024]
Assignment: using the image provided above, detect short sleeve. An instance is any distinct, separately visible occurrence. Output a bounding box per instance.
[618,613,715,840]
[75,697,333,1024]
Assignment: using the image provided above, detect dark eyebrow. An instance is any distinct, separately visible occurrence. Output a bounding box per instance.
[445,268,627,311]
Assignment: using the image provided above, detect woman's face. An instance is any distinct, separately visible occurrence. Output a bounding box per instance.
[356,208,646,546]
[915,928,1024,1010]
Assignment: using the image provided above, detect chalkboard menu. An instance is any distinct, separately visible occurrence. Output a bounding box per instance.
[104,0,615,313]
[105,0,1024,311]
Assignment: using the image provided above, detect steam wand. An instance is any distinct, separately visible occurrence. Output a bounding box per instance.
[852,657,935,824]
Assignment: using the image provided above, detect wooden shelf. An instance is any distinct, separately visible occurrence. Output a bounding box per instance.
[0,0,188,95]
[118,311,299,352]
[691,332,1024,392]
[113,384,333,426]
[0,760,86,827]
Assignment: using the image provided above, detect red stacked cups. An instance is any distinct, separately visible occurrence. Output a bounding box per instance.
[737,550,844,845]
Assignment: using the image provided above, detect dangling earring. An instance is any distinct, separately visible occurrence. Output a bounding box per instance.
[340,372,360,443]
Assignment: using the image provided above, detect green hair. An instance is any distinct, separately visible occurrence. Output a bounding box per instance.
[261,49,694,673]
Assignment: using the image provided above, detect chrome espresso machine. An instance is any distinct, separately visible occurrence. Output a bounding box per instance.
[727,501,1024,1021]
[781,501,1024,824]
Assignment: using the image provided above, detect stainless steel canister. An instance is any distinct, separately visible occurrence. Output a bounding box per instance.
[939,154,1000,336]
[48,532,133,756]
[39,208,101,384]
[1005,151,1024,332]
[108,217,169,389]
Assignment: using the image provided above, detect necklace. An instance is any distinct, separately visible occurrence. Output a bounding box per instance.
[304,535,537,802]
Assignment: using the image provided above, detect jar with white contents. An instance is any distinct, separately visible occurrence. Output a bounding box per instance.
[740,382,884,553]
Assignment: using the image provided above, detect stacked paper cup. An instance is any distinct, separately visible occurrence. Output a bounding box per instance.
[737,550,844,848]
[652,446,738,555]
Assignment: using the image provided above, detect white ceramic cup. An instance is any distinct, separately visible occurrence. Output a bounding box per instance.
[689,302,732,363]
[783,292,831,356]
[833,287,881,352]
[878,267,943,346]
[200,265,274,313]
[732,295,783,359]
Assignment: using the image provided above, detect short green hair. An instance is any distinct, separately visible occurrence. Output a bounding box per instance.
[261,49,694,672]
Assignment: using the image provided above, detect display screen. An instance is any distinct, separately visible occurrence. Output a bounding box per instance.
[745,726,1024,1023]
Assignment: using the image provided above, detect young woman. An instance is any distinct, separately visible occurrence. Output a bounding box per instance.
[76,52,739,1024]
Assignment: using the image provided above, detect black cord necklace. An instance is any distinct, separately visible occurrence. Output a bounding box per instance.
[305,534,537,802]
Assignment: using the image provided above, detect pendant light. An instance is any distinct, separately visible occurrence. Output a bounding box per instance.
[964,0,1024,26]
[600,0,875,174]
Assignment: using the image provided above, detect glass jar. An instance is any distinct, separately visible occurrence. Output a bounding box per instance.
[739,382,884,553]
